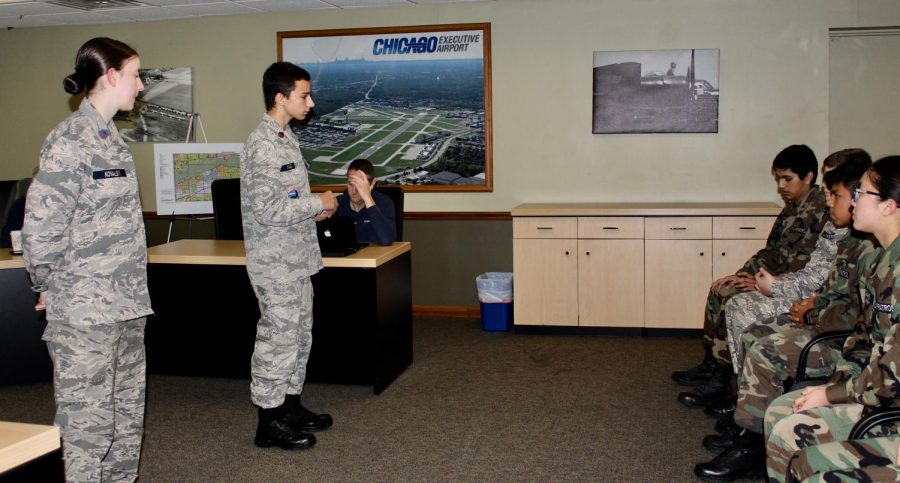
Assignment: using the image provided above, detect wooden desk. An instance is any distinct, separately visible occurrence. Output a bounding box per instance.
[0,421,60,475]
[0,252,52,386]
[145,240,413,394]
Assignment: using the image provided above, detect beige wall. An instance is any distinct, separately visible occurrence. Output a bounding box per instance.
[2,0,899,213]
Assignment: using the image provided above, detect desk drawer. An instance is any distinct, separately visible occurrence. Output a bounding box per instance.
[513,217,577,239]
[645,217,711,239]
[713,217,775,239]
[578,217,644,239]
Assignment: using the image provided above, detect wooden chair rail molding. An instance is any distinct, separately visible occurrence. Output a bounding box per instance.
[143,212,513,222]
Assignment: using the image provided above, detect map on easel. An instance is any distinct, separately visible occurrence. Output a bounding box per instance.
[154,143,243,215]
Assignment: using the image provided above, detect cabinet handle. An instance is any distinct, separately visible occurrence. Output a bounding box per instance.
[603,227,619,230]
[565,251,569,255]
[721,252,726,256]
[537,227,553,230]
[739,226,756,230]
[586,251,591,256]
[700,252,705,256]
[670,227,687,231]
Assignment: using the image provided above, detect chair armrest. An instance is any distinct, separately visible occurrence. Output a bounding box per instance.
[849,407,900,440]
[783,330,853,390]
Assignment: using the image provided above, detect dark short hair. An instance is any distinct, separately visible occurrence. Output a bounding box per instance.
[867,156,900,204]
[823,156,870,192]
[262,62,310,111]
[63,37,138,96]
[348,158,374,181]
[822,148,871,171]
[772,144,818,185]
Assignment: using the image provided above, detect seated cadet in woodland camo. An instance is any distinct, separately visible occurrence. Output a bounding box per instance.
[763,156,900,483]
[693,154,874,481]
[676,145,829,409]
[719,150,872,378]
[788,434,900,482]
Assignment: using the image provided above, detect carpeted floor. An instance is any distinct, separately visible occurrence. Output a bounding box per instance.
[0,318,738,482]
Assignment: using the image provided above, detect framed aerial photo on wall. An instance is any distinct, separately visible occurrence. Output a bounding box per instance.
[114,67,193,142]
[592,49,719,134]
[278,23,492,192]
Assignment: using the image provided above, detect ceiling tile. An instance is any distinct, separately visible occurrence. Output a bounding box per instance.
[0,0,487,28]
[0,1,80,15]
[410,0,487,3]
[0,13,66,27]
[235,0,335,12]
[324,0,412,8]
[101,6,192,20]
[140,0,230,6]
[164,1,259,15]
[29,10,130,23]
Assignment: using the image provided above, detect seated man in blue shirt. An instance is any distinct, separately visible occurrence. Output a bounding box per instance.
[336,158,396,245]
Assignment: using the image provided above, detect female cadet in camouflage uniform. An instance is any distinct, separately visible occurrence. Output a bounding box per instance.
[762,156,900,482]
[22,37,151,482]
[240,62,337,450]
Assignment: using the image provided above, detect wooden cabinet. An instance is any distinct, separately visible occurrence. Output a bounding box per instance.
[644,218,712,329]
[511,204,780,329]
[712,217,776,280]
[513,216,645,327]
[577,217,645,327]
[513,238,578,326]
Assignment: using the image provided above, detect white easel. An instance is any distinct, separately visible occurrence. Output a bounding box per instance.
[166,113,210,243]
[185,112,208,143]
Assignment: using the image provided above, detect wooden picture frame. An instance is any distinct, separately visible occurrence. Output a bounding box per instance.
[278,23,492,192]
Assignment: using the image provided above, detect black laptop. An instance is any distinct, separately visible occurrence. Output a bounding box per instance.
[316,216,367,257]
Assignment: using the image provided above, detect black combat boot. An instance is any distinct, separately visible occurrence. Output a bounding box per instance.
[694,430,766,481]
[672,344,717,386]
[713,417,742,435]
[678,363,734,408]
[255,405,317,450]
[284,394,334,433]
[705,395,737,419]
[702,431,739,452]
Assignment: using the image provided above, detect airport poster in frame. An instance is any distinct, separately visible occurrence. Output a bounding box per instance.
[278,23,492,192]
[593,49,719,134]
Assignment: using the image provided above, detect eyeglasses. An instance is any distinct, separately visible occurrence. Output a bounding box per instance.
[852,188,883,203]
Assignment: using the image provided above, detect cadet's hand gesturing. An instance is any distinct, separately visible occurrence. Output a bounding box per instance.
[314,191,337,221]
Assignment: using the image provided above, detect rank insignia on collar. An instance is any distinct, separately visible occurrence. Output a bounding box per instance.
[277,131,284,138]
[99,129,110,139]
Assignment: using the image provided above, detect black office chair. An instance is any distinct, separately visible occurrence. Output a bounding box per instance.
[783,329,854,391]
[787,329,900,440]
[211,178,244,240]
[373,186,404,241]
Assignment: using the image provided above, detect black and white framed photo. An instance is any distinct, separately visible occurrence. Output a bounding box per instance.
[593,49,719,134]
[115,67,193,142]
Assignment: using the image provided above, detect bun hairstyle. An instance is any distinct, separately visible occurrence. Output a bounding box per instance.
[62,37,138,96]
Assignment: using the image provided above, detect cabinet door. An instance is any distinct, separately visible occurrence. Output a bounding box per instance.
[712,239,767,280]
[578,239,644,327]
[644,240,712,329]
[513,238,578,326]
